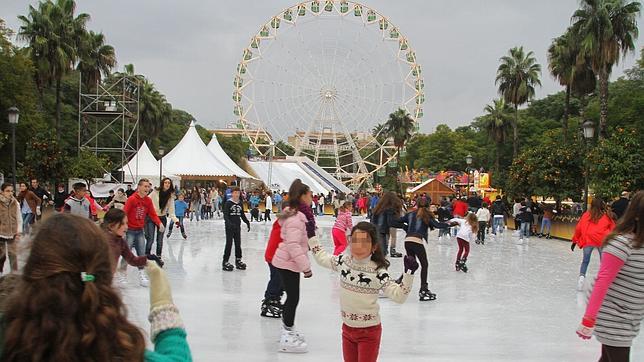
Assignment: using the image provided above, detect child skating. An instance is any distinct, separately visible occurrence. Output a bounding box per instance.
[167,193,188,239]
[450,212,478,273]
[332,200,353,255]
[308,221,417,362]
[222,187,251,271]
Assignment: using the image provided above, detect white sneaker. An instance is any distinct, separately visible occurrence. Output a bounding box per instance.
[139,270,149,287]
[279,326,308,353]
[577,275,585,291]
[116,271,128,285]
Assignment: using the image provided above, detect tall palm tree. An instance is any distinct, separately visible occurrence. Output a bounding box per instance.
[77,30,116,92]
[548,31,577,140]
[572,0,641,138]
[139,80,172,138]
[483,99,512,173]
[384,108,415,192]
[18,0,90,141]
[495,46,542,158]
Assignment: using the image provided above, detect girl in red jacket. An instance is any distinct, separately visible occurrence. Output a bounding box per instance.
[572,198,616,291]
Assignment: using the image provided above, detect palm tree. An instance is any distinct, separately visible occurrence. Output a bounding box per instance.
[572,0,641,138]
[139,80,172,138]
[384,108,415,192]
[495,46,541,158]
[548,31,577,140]
[18,0,90,141]
[77,31,116,91]
[483,99,512,173]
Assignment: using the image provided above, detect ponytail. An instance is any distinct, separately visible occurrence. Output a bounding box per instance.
[287,179,310,209]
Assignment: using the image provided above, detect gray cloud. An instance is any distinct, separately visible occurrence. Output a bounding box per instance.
[2,0,641,133]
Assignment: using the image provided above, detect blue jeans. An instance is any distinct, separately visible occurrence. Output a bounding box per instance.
[540,218,552,235]
[145,216,166,256]
[520,221,530,238]
[123,229,146,270]
[492,215,504,234]
[22,212,34,234]
[580,247,602,276]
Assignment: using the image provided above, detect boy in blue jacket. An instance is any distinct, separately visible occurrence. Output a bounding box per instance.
[168,194,188,239]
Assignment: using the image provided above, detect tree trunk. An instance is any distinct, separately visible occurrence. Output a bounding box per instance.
[563,85,570,141]
[513,104,519,159]
[598,65,609,139]
[55,76,62,142]
[495,142,501,174]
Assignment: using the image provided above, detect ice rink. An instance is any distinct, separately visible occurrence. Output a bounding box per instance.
[116,215,643,361]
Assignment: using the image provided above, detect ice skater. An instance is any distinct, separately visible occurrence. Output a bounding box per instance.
[397,198,450,301]
[271,179,314,353]
[450,213,478,273]
[571,198,615,291]
[308,221,417,362]
[475,202,490,244]
[167,193,188,239]
[222,187,251,271]
[261,218,285,319]
[332,201,353,255]
[576,191,643,362]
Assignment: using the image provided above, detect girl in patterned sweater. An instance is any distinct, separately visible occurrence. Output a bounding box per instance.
[577,191,644,362]
[309,221,418,362]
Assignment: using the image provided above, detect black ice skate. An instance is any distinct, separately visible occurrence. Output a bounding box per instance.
[261,299,282,318]
[235,259,247,270]
[389,248,403,258]
[182,232,187,239]
[419,288,437,301]
[222,261,234,271]
[460,258,469,273]
[455,259,462,271]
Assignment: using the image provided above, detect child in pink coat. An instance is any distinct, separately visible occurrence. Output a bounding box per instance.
[271,179,314,354]
[332,201,353,255]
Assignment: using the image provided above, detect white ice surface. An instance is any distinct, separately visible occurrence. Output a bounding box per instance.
[113,216,643,361]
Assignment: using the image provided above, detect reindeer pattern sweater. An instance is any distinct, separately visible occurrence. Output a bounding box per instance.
[308,237,413,328]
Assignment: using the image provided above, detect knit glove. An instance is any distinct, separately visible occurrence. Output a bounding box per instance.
[145,261,184,340]
[146,254,164,268]
[404,255,419,274]
[175,221,180,228]
[576,317,595,340]
[570,242,576,251]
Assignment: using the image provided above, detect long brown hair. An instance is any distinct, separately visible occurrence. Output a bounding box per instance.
[415,197,434,225]
[351,222,390,269]
[465,212,479,234]
[589,197,609,223]
[2,214,146,362]
[603,191,643,249]
[372,192,402,216]
[287,179,310,209]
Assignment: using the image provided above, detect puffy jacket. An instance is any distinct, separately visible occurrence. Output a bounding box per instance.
[572,212,615,248]
[271,207,311,273]
[399,211,449,241]
[491,200,507,216]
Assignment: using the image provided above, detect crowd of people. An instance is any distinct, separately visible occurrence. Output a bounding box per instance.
[0,174,641,361]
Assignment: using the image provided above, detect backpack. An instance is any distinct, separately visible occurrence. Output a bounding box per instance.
[264,220,283,263]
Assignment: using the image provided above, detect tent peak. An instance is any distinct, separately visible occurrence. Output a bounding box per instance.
[189,120,196,127]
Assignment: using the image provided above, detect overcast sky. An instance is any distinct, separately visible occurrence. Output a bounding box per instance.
[2,1,642,132]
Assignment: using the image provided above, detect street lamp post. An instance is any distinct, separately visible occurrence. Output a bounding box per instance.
[581,120,595,212]
[158,146,165,188]
[465,154,473,196]
[7,107,20,191]
[267,141,275,190]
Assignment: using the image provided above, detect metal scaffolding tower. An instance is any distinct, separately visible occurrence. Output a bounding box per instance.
[78,75,140,183]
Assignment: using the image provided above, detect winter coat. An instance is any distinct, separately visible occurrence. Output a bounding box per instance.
[17,190,40,214]
[572,212,615,248]
[491,200,507,216]
[452,200,468,217]
[0,194,22,238]
[149,190,179,223]
[371,208,404,235]
[272,207,311,273]
[105,230,147,273]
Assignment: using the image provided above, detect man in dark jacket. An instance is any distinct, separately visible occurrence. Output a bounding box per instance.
[490,196,508,235]
[611,191,630,220]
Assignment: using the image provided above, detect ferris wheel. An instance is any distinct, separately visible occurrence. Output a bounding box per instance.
[233,0,424,189]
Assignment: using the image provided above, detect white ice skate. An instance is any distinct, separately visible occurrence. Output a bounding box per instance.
[577,275,585,291]
[116,271,128,286]
[138,269,149,287]
[279,326,308,353]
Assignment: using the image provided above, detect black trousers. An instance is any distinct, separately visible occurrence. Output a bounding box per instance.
[277,268,300,328]
[223,224,242,262]
[264,209,271,222]
[145,215,167,255]
[404,241,429,290]
[599,344,630,362]
[264,262,283,299]
[477,221,487,242]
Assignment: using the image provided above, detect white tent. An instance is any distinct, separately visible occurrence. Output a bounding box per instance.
[206,134,255,179]
[162,121,235,177]
[120,141,177,185]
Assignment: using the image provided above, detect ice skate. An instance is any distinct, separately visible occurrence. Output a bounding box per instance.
[279,326,308,353]
[389,247,402,258]
[455,259,462,271]
[419,288,437,301]
[138,269,149,287]
[460,258,469,273]
[222,261,234,271]
[182,232,187,239]
[260,299,282,318]
[577,275,585,291]
[235,259,247,270]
